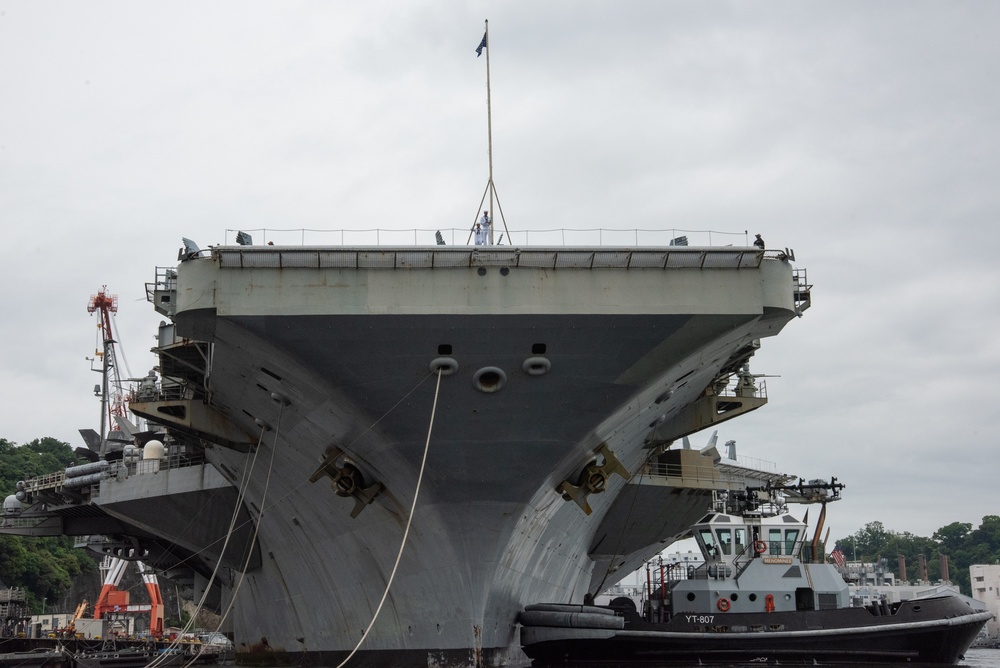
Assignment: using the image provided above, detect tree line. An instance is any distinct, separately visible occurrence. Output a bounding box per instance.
[834,517,1000,596]
[0,437,99,613]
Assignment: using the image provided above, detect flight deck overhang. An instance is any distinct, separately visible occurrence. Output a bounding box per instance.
[168,246,800,320]
[97,461,261,572]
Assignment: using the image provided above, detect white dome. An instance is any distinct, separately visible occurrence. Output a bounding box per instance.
[3,494,22,515]
[143,439,166,460]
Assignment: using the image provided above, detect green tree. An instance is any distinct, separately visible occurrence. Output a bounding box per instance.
[0,534,31,584]
[933,522,972,554]
[834,516,1000,596]
[0,437,98,611]
[969,515,1000,553]
[855,521,893,554]
[0,437,80,491]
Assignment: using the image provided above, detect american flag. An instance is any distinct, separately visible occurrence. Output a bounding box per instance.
[831,548,846,568]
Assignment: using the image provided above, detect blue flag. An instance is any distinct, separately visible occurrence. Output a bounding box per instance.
[476,32,487,57]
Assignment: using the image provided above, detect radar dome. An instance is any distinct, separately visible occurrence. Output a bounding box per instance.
[3,494,22,515]
[143,440,166,460]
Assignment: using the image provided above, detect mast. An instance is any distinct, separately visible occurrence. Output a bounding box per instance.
[484,19,494,243]
[100,338,111,455]
[473,20,504,244]
[88,286,120,457]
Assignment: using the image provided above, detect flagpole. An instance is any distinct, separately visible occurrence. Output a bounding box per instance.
[484,19,494,243]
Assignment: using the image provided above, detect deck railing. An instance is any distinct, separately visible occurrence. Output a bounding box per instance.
[643,454,779,481]
[108,451,207,481]
[223,227,753,248]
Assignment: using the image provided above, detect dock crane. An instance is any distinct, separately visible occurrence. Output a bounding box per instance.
[84,289,164,635]
[87,286,128,456]
[93,556,164,637]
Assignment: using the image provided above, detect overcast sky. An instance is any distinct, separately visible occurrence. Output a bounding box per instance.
[2,2,998,546]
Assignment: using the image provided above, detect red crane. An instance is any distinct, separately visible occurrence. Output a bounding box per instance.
[87,286,127,450]
[93,556,165,637]
[86,286,118,349]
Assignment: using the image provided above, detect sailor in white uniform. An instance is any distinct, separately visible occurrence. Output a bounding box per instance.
[479,211,493,245]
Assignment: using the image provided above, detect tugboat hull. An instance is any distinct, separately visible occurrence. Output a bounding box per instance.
[520,597,993,665]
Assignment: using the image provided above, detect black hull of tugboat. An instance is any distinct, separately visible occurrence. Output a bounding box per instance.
[520,597,992,666]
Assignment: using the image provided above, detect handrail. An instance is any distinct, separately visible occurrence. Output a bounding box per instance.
[643,456,780,480]
[732,542,756,578]
[224,227,753,248]
[108,451,207,479]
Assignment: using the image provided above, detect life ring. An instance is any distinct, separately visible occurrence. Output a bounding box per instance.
[765,593,775,613]
[717,597,731,612]
[754,540,767,554]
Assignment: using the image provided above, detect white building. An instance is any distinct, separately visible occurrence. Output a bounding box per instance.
[969,563,1000,638]
[32,613,74,636]
[28,614,135,639]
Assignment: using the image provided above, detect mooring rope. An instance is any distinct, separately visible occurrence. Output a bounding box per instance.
[334,367,443,668]
[207,401,286,642]
[145,414,276,668]
[199,369,440,536]
[140,368,439,668]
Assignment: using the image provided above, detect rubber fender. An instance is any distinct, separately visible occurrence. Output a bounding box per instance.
[518,610,624,630]
[523,603,618,616]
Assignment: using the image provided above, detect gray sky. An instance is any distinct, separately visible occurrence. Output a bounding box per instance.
[2,2,998,545]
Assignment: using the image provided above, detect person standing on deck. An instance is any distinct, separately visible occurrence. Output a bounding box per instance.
[480,211,493,245]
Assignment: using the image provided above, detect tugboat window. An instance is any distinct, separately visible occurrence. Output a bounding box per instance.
[698,529,718,558]
[717,529,732,556]
[734,528,747,554]
[769,529,782,555]
[784,529,800,556]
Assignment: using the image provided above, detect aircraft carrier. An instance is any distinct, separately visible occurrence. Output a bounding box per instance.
[3,240,811,667]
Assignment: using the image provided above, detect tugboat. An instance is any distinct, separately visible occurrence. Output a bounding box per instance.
[519,479,993,665]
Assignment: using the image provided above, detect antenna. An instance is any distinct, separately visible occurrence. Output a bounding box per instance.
[472,20,510,245]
